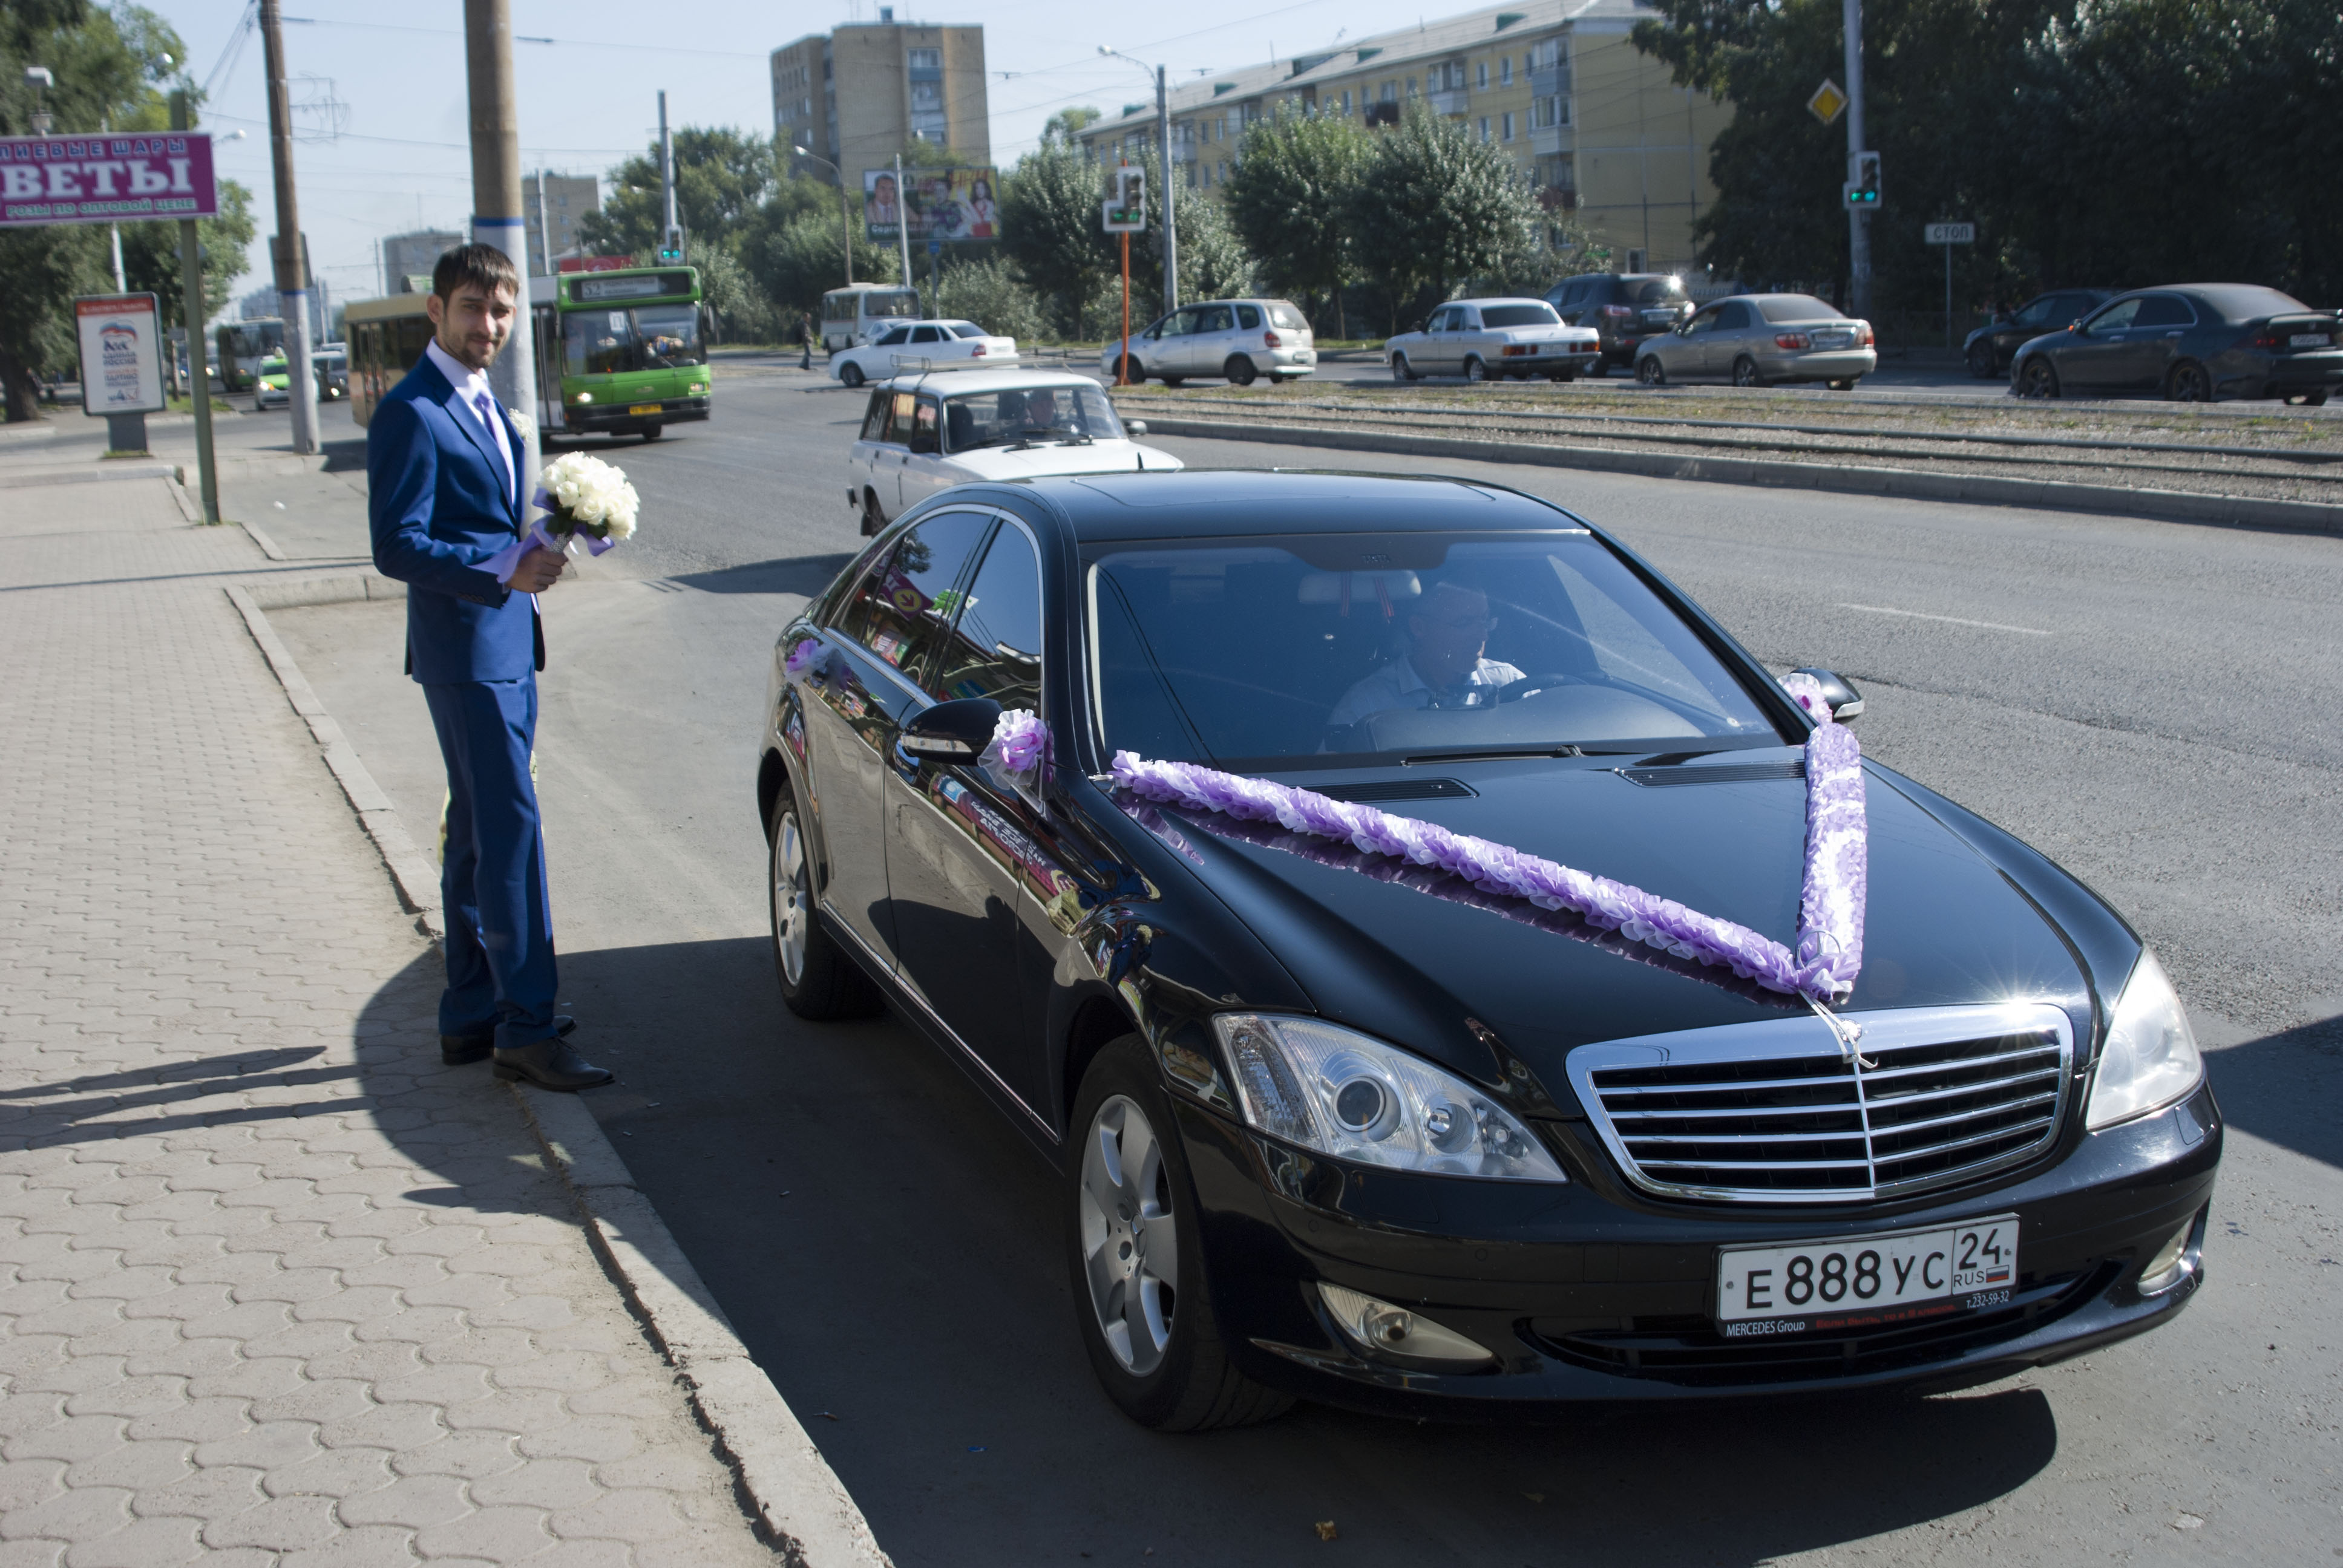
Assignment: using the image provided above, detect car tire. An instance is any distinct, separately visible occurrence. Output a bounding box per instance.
[1392,353,1418,382]
[859,489,886,536]
[1161,376,1184,388]
[1115,356,1145,385]
[2017,358,2060,399]
[839,362,865,388]
[1731,355,1766,388]
[1462,356,1487,383]
[1223,356,1258,387]
[1547,371,1575,383]
[768,785,882,1021]
[642,423,663,440]
[1636,356,1666,386]
[1066,1034,1294,1431]
[2285,390,2329,407]
[1826,380,1857,391]
[1966,340,1999,379]
[2166,360,2212,402]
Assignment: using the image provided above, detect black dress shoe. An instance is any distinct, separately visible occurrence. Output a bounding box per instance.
[491,1037,614,1091]
[442,1015,573,1065]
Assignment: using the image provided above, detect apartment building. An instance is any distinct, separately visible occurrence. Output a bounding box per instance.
[523,172,600,276]
[1076,0,1729,275]
[773,13,990,198]
[379,229,465,294]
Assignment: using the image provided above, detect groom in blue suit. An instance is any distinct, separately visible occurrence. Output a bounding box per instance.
[367,243,611,1091]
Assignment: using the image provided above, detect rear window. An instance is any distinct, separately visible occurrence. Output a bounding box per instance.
[1629,277,1688,304]
[1480,303,1562,328]
[2189,285,2310,321]
[1267,301,1308,330]
[1757,295,1847,323]
[947,322,988,339]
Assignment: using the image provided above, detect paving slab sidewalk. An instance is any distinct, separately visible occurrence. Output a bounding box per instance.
[0,476,784,1566]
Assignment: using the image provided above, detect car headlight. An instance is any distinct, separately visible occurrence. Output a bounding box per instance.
[2085,949,2204,1130]
[1213,1014,1567,1181]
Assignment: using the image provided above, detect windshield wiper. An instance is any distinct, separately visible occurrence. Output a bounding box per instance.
[1399,745,1584,764]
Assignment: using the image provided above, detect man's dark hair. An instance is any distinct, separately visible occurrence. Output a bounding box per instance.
[431,243,520,302]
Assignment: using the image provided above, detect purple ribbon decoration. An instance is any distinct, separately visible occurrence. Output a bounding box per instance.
[531,488,617,557]
[1081,679,1866,1008]
[981,707,1052,812]
[785,637,819,675]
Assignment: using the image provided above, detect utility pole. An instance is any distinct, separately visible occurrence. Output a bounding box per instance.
[1843,0,1871,316]
[894,153,912,295]
[657,91,681,260]
[172,88,220,523]
[534,167,551,274]
[259,0,320,454]
[464,0,541,489]
[1158,65,1177,314]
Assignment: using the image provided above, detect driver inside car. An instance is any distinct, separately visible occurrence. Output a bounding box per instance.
[1327,580,1525,730]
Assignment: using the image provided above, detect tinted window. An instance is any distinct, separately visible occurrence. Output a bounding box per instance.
[931,526,1044,708]
[1236,304,1262,329]
[1630,277,1688,304]
[2011,295,2059,328]
[831,511,994,681]
[2132,295,2195,328]
[1087,532,1775,766]
[1481,303,1561,328]
[877,327,911,345]
[911,325,943,343]
[1715,301,1754,330]
[1755,295,1845,323]
[947,322,988,339]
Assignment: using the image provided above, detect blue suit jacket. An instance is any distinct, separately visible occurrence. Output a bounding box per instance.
[367,354,543,684]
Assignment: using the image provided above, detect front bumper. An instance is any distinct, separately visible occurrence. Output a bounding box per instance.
[562,394,711,431]
[1177,1079,2219,1414]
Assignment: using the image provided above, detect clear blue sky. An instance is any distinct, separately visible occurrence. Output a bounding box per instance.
[156,0,1453,310]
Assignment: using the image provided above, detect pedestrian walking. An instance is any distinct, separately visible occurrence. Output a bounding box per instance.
[800,310,816,371]
[366,242,613,1091]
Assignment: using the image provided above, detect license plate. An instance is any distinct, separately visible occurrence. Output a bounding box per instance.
[628,402,661,415]
[1812,332,1852,348]
[1715,1214,2018,1336]
[2289,333,2330,348]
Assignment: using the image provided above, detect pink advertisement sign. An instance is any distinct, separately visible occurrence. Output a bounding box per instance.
[1,132,217,227]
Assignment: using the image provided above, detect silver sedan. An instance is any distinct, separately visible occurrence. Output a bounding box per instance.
[1386,298,1602,383]
[1634,294,1877,389]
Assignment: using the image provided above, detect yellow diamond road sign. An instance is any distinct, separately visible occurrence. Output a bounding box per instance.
[1808,79,1848,126]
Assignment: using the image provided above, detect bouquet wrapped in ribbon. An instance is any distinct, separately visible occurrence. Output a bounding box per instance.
[531,452,641,558]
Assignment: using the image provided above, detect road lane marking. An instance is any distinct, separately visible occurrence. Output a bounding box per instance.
[1837,603,2054,636]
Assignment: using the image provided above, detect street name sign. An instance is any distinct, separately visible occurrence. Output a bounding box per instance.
[2,132,217,227]
[1807,80,1848,126]
[1925,222,1976,244]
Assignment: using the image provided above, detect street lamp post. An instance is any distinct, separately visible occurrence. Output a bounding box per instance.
[793,147,855,289]
[1100,47,1177,316]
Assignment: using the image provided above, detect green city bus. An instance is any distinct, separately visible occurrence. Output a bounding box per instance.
[345,264,710,442]
[215,318,284,391]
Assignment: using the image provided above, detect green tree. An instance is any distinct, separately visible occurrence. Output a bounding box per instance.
[1222,110,1371,334]
[0,1,205,419]
[1344,104,1542,333]
[747,204,899,320]
[580,126,777,258]
[1041,106,1101,145]
[999,136,1109,336]
[936,254,1046,343]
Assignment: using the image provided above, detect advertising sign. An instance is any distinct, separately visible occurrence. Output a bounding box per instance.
[863,166,1000,243]
[75,294,166,417]
[557,254,639,273]
[2,133,217,227]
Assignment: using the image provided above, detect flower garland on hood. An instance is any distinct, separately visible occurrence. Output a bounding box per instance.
[989,675,1866,1011]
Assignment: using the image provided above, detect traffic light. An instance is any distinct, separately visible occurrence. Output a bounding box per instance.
[1843,151,1881,211]
[657,228,685,264]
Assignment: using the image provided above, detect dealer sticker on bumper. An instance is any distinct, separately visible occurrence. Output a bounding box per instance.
[1715,1214,2018,1336]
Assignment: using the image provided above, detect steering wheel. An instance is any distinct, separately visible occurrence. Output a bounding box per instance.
[1495,673,1587,704]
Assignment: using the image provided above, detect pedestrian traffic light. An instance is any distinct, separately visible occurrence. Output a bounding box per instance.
[1843,151,1882,211]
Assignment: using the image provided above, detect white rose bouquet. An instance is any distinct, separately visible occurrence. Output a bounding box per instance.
[530,452,641,559]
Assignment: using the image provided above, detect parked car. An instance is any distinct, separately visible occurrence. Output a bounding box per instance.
[1102,299,1316,387]
[313,344,349,402]
[759,468,2219,1427]
[2011,284,2342,404]
[1546,272,1694,371]
[831,319,1017,389]
[1384,298,1602,383]
[254,352,290,409]
[1964,290,2113,378]
[1635,294,1877,388]
[844,368,1181,534]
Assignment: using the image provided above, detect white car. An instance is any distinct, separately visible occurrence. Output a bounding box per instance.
[1101,298,1316,386]
[832,319,1017,388]
[1384,298,1602,382]
[847,368,1183,534]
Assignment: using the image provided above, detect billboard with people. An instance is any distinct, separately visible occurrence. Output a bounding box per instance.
[862,166,1000,243]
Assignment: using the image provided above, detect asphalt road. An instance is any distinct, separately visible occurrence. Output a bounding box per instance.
[267,369,2342,1567]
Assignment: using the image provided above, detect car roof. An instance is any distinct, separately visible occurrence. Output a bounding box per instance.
[990,469,1582,543]
[1452,298,1556,310]
[877,367,1098,394]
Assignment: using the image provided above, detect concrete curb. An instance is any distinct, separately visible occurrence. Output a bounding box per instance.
[1131,414,2343,535]
[0,459,177,489]
[240,570,404,610]
[221,549,891,1568]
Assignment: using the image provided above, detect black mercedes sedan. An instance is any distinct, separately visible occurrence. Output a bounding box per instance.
[2010,283,2341,403]
[756,471,2220,1428]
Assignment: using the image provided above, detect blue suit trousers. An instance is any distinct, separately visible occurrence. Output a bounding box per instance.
[423,676,560,1048]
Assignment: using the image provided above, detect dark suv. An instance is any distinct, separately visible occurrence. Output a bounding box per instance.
[1965,289,2113,378]
[1547,273,1694,371]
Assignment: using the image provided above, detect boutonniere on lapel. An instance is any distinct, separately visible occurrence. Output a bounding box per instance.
[531,452,641,558]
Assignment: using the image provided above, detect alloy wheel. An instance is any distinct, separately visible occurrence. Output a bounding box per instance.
[1463,356,1486,383]
[2168,362,2211,402]
[1392,353,1415,382]
[1224,356,1257,387]
[2018,359,2059,399]
[1637,356,1666,386]
[840,363,864,388]
[1732,356,1763,388]
[1967,341,1999,379]
[1078,1093,1178,1376]
[772,811,810,986]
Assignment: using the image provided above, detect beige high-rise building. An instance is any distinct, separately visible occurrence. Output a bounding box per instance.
[522,172,600,275]
[1076,0,1730,278]
[773,13,991,200]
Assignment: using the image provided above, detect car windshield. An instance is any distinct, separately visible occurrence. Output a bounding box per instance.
[1757,295,1847,323]
[1630,278,1688,304]
[1087,531,1778,767]
[943,384,1125,452]
[1480,303,1561,328]
[565,304,704,373]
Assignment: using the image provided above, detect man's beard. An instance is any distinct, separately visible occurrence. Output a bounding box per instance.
[437,325,503,371]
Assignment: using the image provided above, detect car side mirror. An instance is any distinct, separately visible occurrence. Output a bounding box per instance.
[1123,419,1147,436]
[900,696,1003,760]
[1788,667,1864,724]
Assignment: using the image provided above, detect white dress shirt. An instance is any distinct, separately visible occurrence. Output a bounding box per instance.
[425,337,517,509]
[1327,652,1527,730]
